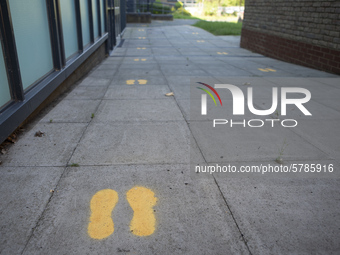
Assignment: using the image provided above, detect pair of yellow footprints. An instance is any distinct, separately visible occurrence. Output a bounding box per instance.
[88,187,157,239]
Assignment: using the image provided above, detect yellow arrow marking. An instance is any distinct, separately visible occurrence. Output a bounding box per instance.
[88,189,118,239]
[127,187,157,236]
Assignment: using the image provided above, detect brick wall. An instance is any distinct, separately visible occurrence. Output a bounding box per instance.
[240,0,340,74]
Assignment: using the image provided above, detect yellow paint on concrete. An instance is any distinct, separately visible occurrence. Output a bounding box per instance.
[258,68,276,72]
[126,80,135,85]
[88,189,118,240]
[127,187,157,236]
[138,37,146,39]
[197,40,205,43]
[138,79,147,84]
[217,52,228,55]
[134,59,140,61]
[138,29,144,31]
[192,32,198,34]
[141,59,147,61]
[137,47,146,50]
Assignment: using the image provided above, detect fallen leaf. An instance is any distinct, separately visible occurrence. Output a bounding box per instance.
[34,131,45,137]
[165,92,174,96]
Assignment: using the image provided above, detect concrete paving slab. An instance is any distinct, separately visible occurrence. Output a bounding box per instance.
[64,86,107,100]
[78,77,112,87]
[109,75,168,86]
[95,99,184,122]
[115,69,163,76]
[104,85,170,100]
[88,69,118,79]
[213,176,340,254]
[291,120,340,161]
[1,123,87,167]
[70,122,204,165]
[40,100,101,123]
[189,121,329,163]
[0,166,64,255]
[263,77,340,99]
[22,165,248,254]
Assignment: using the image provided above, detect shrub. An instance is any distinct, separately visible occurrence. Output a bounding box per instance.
[174,7,191,16]
[175,1,183,10]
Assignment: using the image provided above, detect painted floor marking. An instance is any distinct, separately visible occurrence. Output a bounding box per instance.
[126,79,148,85]
[138,79,147,84]
[137,47,146,50]
[138,29,144,31]
[134,58,147,62]
[197,40,205,43]
[217,52,228,55]
[192,32,199,34]
[88,189,118,240]
[258,68,276,72]
[126,187,157,236]
[126,80,135,85]
[138,37,146,39]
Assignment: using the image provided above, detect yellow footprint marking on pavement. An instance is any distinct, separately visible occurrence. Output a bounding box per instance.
[127,187,157,236]
[138,29,144,31]
[217,52,228,55]
[134,59,140,61]
[197,40,205,43]
[88,189,118,239]
[138,37,146,39]
[138,79,147,84]
[126,80,135,85]
[137,47,146,50]
[141,59,147,61]
[258,68,276,72]
[192,32,199,34]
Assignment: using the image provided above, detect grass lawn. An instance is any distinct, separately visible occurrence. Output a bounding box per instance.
[192,20,242,36]
[172,13,200,19]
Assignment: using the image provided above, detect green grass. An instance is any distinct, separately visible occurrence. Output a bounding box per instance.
[173,13,199,19]
[192,20,242,36]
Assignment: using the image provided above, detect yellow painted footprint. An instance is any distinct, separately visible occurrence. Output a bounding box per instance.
[127,186,157,236]
[88,189,118,239]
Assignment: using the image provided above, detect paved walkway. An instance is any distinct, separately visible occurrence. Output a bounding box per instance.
[1,20,340,254]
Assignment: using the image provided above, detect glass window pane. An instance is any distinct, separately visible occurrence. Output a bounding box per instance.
[80,0,91,46]
[0,41,11,108]
[60,0,79,59]
[92,0,99,39]
[9,0,54,90]
[101,0,105,34]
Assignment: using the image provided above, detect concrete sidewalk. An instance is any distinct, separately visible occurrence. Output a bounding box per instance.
[1,20,340,254]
